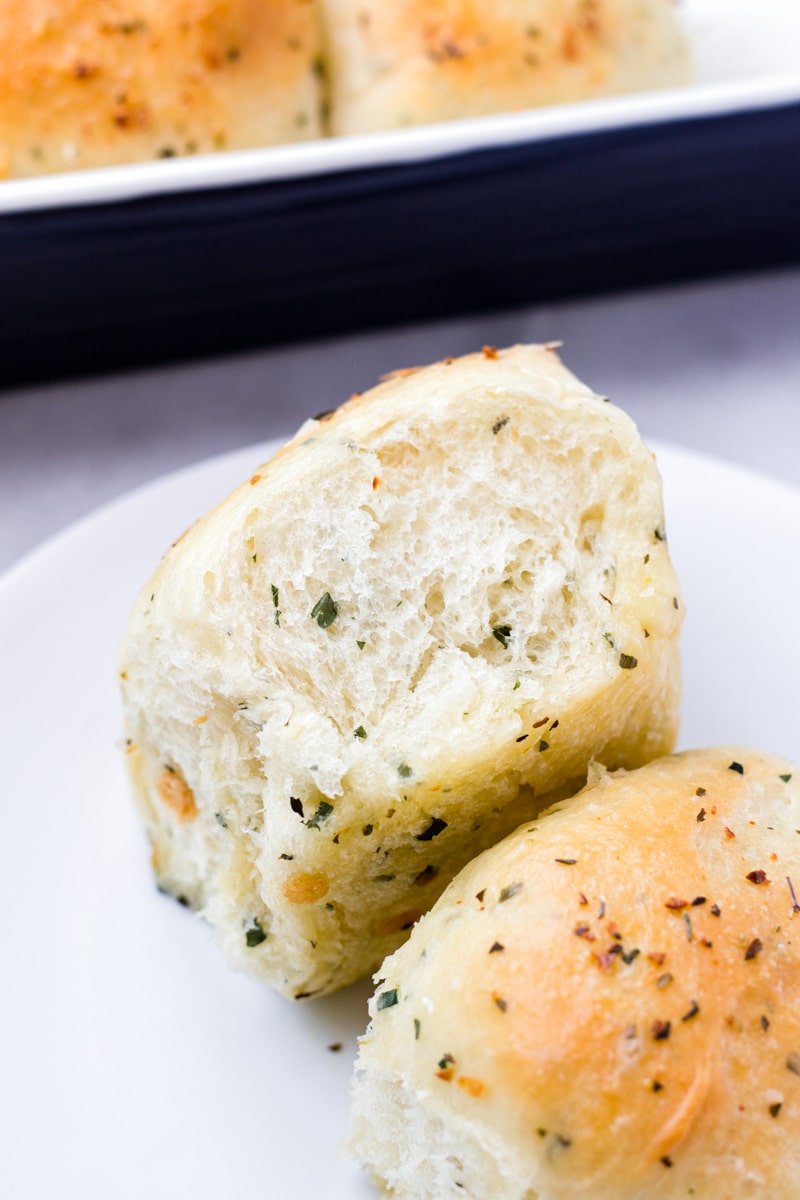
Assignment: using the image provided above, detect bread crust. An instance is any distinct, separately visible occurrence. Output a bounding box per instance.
[0,0,321,178]
[319,0,691,135]
[350,747,800,1199]
[120,344,682,998]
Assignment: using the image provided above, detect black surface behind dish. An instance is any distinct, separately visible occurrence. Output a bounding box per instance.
[2,101,799,390]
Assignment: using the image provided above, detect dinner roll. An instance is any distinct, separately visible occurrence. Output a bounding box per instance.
[348,748,800,1200]
[319,0,692,136]
[120,343,682,1000]
[0,0,321,179]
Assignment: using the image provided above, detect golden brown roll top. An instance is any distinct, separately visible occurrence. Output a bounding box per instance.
[0,0,322,178]
[350,748,800,1199]
[320,0,692,136]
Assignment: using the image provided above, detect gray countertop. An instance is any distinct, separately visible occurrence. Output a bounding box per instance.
[1,265,798,575]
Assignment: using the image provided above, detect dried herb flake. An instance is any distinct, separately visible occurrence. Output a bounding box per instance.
[310,592,338,628]
[245,919,267,948]
[745,938,763,961]
[305,800,334,829]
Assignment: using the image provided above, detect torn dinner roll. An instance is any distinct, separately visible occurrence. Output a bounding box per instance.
[120,343,682,999]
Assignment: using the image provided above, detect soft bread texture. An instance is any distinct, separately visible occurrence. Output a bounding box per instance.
[119,344,682,1000]
[348,747,800,1200]
[319,0,691,136]
[0,0,321,179]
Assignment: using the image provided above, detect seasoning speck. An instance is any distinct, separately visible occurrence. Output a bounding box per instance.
[746,870,769,885]
[310,592,338,628]
[305,800,334,830]
[377,988,399,1011]
[499,882,523,902]
[245,919,267,947]
[744,938,763,961]
[729,761,744,775]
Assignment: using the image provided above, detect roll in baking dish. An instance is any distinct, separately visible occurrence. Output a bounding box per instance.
[0,0,321,178]
[320,0,692,135]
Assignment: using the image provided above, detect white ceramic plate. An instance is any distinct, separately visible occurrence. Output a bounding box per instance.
[1,0,799,214]
[2,438,799,1199]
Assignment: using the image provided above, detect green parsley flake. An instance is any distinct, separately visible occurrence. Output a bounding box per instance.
[492,624,512,648]
[377,988,399,1011]
[245,919,267,947]
[398,762,412,778]
[305,800,334,830]
[619,653,638,670]
[311,592,338,628]
[354,725,367,739]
